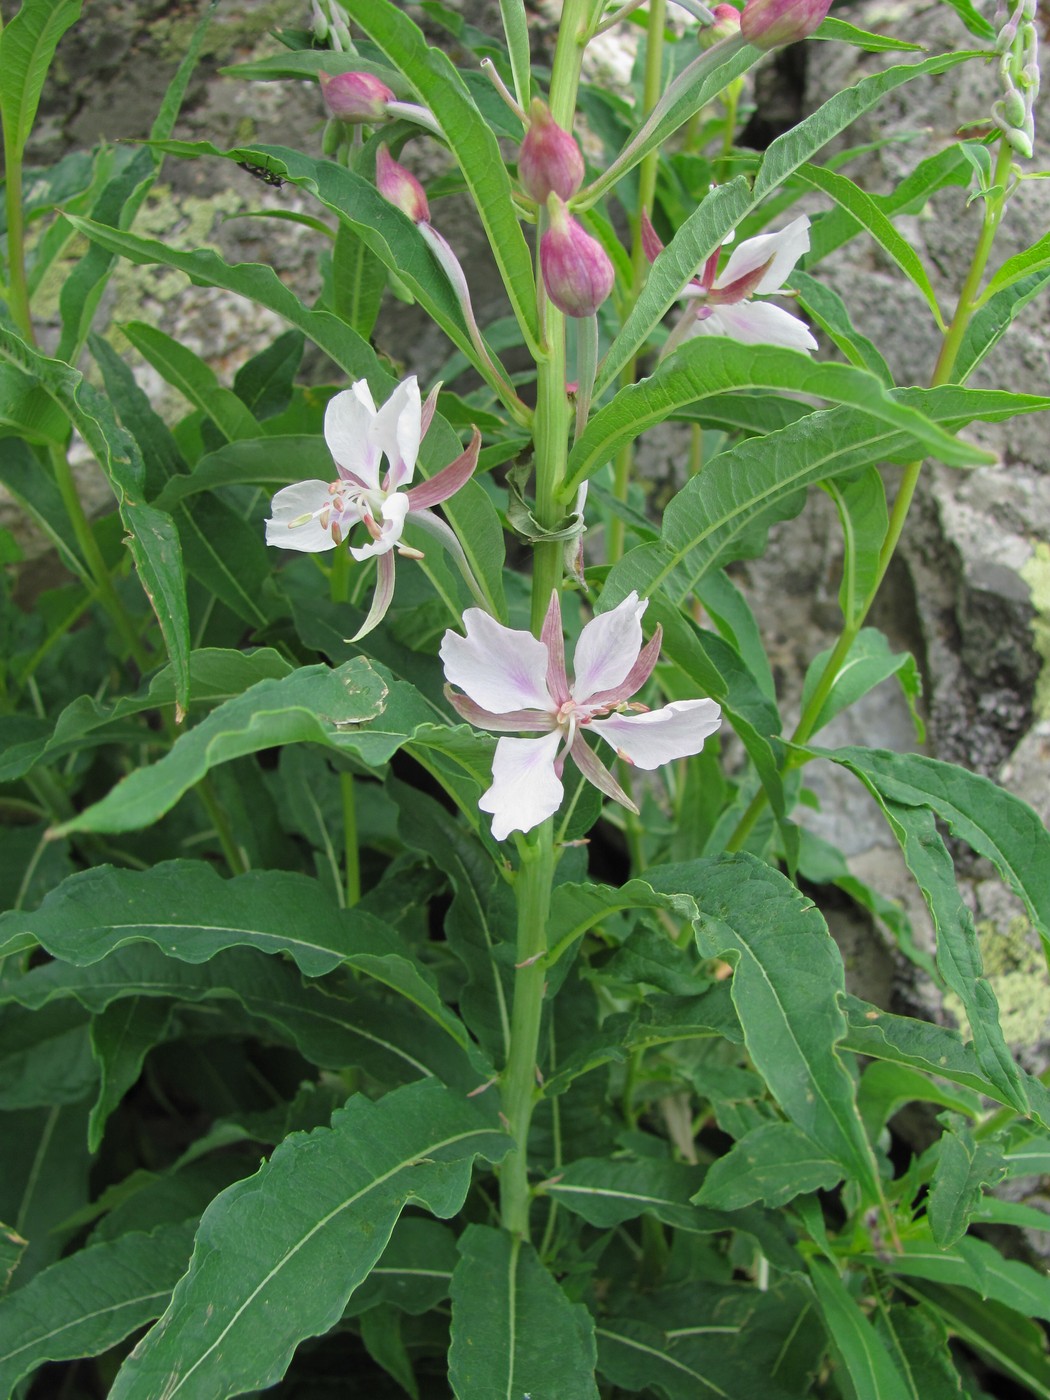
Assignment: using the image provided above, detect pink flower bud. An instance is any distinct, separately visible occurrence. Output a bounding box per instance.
[700,4,743,47]
[540,195,615,318]
[318,70,395,123]
[518,99,585,204]
[740,0,831,49]
[376,144,430,223]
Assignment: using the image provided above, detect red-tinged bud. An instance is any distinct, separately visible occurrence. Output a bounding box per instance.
[739,0,831,49]
[376,144,430,223]
[318,70,395,123]
[540,195,615,318]
[518,99,585,204]
[699,4,742,47]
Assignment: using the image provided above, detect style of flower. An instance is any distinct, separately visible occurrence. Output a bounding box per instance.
[440,591,722,841]
[643,210,817,356]
[265,376,479,640]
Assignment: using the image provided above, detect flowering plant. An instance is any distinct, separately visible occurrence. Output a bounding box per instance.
[2,0,1050,1396]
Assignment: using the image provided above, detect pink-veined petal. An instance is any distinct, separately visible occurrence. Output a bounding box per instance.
[585,625,662,708]
[715,216,810,297]
[571,591,648,704]
[404,427,479,510]
[445,686,555,733]
[420,381,441,440]
[348,489,409,561]
[266,480,342,553]
[347,549,397,643]
[372,375,421,491]
[324,383,382,488]
[689,302,818,352]
[567,734,639,813]
[589,698,722,769]
[541,590,571,707]
[440,609,553,716]
[480,731,564,841]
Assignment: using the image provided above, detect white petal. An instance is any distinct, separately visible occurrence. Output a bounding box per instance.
[695,300,817,353]
[479,731,564,841]
[571,591,647,704]
[440,610,553,715]
[589,698,722,769]
[348,490,409,561]
[324,385,382,488]
[715,216,810,297]
[265,480,339,553]
[371,376,421,492]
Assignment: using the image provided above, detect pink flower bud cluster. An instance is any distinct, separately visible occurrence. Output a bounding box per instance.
[518,100,585,203]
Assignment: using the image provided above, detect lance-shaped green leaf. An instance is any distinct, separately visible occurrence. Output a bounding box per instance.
[823,468,889,626]
[0,324,191,715]
[794,163,945,329]
[0,1221,195,1395]
[88,998,175,1151]
[49,658,388,836]
[541,1157,709,1231]
[862,1229,1050,1324]
[122,322,260,442]
[1,942,483,1091]
[812,746,1050,1095]
[794,272,893,384]
[564,339,984,498]
[694,1122,843,1210]
[982,230,1050,303]
[343,0,540,356]
[800,629,922,740]
[927,1118,1006,1249]
[953,267,1050,383]
[0,1101,92,1287]
[905,1284,1050,1399]
[598,51,978,391]
[600,386,1050,609]
[448,1226,599,1400]
[647,855,881,1201]
[66,214,386,383]
[109,1082,509,1399]
[0,861,394,976]
[842,995,1050,1130]
[809,1259,913,1400]
[0,0,81,157]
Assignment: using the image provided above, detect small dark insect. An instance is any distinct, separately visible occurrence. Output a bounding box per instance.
[237,160,285,189]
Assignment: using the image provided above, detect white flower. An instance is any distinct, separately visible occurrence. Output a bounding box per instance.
[440,591,722,841]
[265,377,479,639]
[643,211,818,355]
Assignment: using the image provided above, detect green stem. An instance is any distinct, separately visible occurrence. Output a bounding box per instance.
[48,444,152,672]
[500,821,556,1240]
[341,771,360,906]
[725,140,1016,855]
[2,136,34,343]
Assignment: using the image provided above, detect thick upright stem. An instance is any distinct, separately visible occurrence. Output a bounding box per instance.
[3,141,35,344]
[529,0,593,634]
[499,821,555,1239]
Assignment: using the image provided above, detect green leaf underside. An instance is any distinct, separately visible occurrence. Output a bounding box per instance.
[110,1083,509,1398]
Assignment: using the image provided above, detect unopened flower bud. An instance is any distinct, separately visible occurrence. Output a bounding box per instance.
[518,99,585,204]
[740,0,831,49]
[700,4,742,47]
[319,70,394,123]
[540,195,615,318]
[376,144,430,223]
